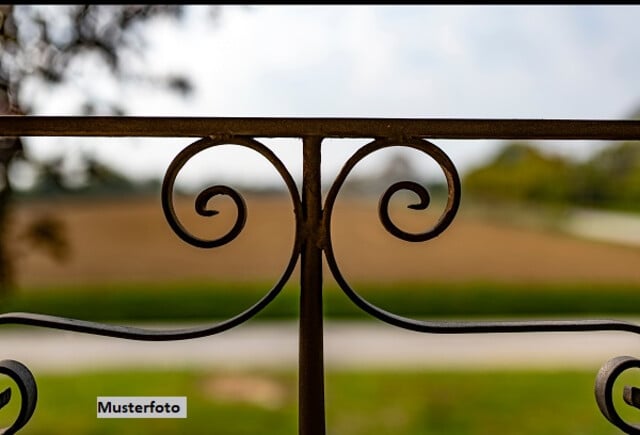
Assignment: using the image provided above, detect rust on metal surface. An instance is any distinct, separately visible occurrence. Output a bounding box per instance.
[299,136,326,435]
[1,116,640,139]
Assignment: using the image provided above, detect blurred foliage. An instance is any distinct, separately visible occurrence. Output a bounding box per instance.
[466,139,640,212]
[576,141,640,209]
[15,153,160,199]
[0,5,201,114]
[0,5,217,293]
[465,142,574,204]
[18,214,69,261]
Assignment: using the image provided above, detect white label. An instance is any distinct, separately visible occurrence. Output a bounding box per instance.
[97,397,187,418]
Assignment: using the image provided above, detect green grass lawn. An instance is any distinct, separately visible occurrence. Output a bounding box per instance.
[4,281,640,322]
[0,369,629,435]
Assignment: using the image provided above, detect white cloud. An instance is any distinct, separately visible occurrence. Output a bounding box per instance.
[25,5,640,188]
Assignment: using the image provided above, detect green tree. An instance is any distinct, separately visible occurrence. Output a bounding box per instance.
[574,141,640,210]
[465,142,575,204]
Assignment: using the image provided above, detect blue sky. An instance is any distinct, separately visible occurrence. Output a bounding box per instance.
[21,5,640,190]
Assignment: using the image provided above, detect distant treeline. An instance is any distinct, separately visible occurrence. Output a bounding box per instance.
[19,140,640,210]
[14,156,285,201]
[464,140,640,211]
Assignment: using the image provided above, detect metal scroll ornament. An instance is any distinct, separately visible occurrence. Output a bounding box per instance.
[160,135,303,335]
[323,137,465,331]
[0,360,37,435]
[1,133,640,433]
[0,136,301,341]
[596,356,640,434]
[0,135,302,433]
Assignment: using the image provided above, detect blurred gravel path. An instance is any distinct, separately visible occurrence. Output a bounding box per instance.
[1,320,639,373]
[565,208,640,247]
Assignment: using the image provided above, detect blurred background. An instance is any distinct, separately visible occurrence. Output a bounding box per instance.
[1,5,640,434]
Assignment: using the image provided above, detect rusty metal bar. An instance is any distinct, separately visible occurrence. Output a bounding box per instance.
[1,116,640,139]
[299,136,326,435]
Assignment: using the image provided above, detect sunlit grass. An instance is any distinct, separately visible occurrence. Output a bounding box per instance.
[0,369,622,435]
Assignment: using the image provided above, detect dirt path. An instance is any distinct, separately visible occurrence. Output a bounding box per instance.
[12,196,640,287]
[564,207,640,247]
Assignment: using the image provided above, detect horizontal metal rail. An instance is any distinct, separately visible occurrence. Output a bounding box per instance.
[1,116,640,434]
[0,116,639,139]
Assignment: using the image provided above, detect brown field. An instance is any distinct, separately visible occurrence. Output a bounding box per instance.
[10,194,640,288]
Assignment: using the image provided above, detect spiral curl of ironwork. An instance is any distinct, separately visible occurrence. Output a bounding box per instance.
[323,137,464,330]
[321,138,640,337]
[161,137,253,249]
[0,360,37,435]
[324,137,461,243]
[595,356,640,434]
[154,135,302,338]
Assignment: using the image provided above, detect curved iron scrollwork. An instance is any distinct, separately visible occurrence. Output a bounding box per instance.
[595,356,640,434]
[319,136,640,434]
[323,137,461,319]
[0,135,305,432]
[161,136,253,249]
[0,136,302,342]
[0,135,305,433]
[321,138,640,335]
[0,360,37,435]
[1,126,640,433]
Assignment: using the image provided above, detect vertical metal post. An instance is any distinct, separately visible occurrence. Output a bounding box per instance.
[299,136,326,435]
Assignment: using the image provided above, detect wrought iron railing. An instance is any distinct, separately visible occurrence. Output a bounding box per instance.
[1,116,640,434]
